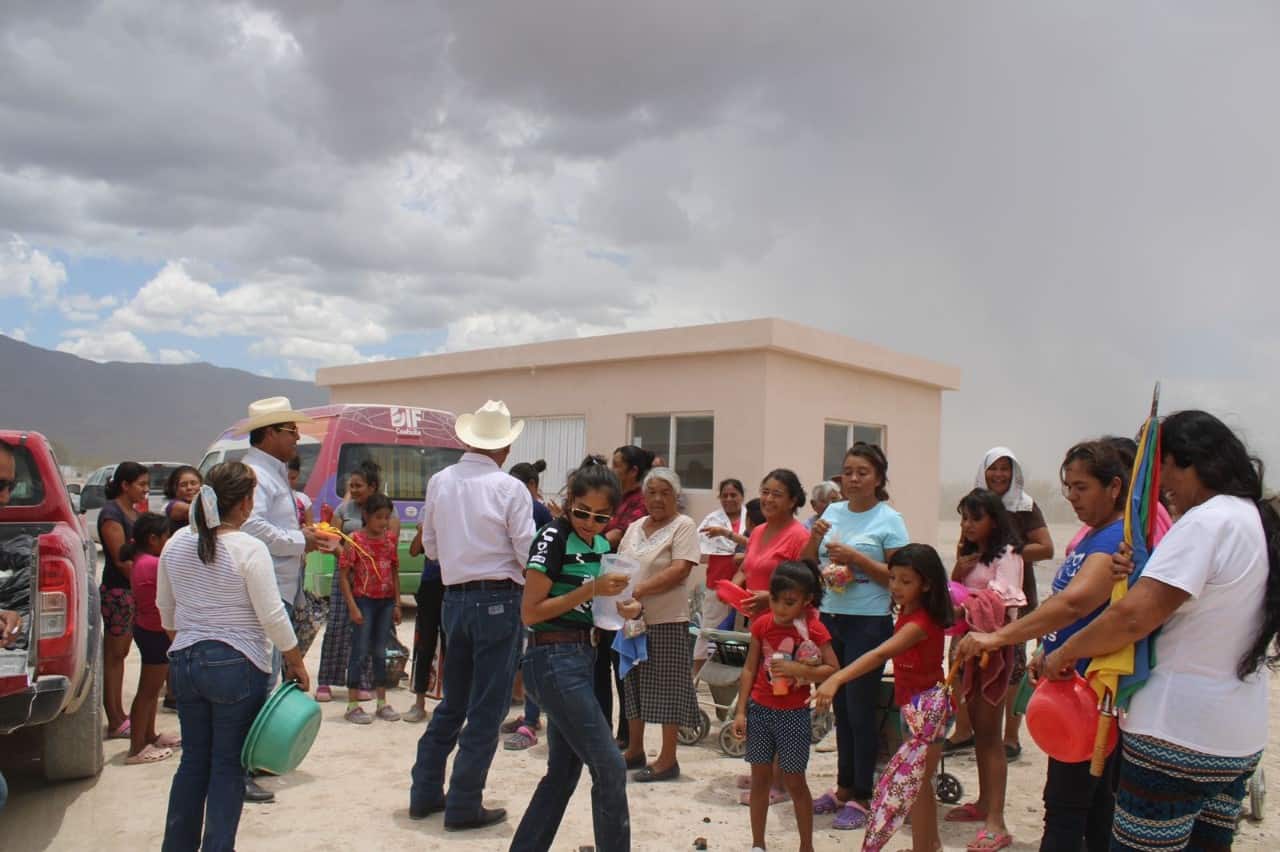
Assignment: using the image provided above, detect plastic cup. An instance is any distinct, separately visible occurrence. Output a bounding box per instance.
[593,554,639,630]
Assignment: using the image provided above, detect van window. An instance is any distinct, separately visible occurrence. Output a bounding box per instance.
[338,444,463,502]
[149,465,183,494]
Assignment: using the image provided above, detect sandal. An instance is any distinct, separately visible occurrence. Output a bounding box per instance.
[1004,742,1022,760]
[942,735,975,754]
[945,802,988,822]
[107,720,131,740]
[967,829,1013,851]
[153,732,182,749]
[501,715,539,735]
[738,788,791,806]
[812,791,845,815]
[125,744,173,765]
[832,800,869,830]
[504,725,538,750]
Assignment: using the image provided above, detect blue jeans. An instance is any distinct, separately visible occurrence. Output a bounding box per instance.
[163,641,269,852]
[410,585,521,821]
[821,612,893,801]
[348,597,395,690]
[511,642,630,852]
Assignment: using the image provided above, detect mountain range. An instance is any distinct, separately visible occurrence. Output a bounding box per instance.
[0,335,329,471]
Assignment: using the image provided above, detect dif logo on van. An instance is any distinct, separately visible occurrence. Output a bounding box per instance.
[390,406,426,436]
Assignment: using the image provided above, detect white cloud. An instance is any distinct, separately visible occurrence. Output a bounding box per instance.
[58,291,118,323]
[156,347,200,364]
[56,329,152,363]
[6,327,28,342]
[0,234,66,305]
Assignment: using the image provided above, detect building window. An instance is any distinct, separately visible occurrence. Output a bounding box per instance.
[629,414,714,490]
[822,421,886,481]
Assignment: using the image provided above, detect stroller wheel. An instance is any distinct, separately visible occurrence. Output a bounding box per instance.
[678,710,711,745]
[935,772,963,804]
[719,721,747,758]
[811,709,834,744]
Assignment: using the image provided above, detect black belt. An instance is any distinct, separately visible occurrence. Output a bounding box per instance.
[530,629,597,647]
[450,578,518,591]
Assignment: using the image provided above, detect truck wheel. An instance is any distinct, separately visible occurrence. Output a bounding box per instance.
[42,655,105,780]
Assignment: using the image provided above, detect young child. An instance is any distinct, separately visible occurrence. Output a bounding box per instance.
[339,492,402,724]
[732,561,839,852]
[125,512,180,764]
[813,544,955,852]
[945,489,1023,847]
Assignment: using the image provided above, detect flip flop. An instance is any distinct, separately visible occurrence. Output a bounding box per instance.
[153,732,182,748]
[812,791,845,814]
[966,829,1013,851]
[125,744,173,765]
[945,802,988,822]
[738,788,790,806]
[107,720,131,740]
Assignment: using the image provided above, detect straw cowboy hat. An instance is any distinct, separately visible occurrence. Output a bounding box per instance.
[454,400,524,450]
[241,396,315,432]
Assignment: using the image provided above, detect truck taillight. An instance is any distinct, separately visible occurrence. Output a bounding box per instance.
[40,591,68,638]
[37,550,77,670]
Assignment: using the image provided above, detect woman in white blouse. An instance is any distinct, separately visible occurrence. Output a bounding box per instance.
[158,462,310,852]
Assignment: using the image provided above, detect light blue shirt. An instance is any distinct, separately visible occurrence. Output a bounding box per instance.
[816,501,910,617]
[241,446,306,604]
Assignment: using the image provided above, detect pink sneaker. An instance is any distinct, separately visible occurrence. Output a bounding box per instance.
[315,686,332,703]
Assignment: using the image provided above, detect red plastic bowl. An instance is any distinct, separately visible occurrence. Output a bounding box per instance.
[1026,672,1118,763]
[714,580,754,616]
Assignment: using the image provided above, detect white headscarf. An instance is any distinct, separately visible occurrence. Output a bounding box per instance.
[976,446,1034,513]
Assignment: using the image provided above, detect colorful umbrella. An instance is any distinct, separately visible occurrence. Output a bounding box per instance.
[1083,382,1161,776]
[861,660,968,852]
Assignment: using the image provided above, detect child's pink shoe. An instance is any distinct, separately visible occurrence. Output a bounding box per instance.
[315,686,332,703]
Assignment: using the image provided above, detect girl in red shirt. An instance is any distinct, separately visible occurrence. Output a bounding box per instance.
[813,545,954,852]
[732,561,839,852]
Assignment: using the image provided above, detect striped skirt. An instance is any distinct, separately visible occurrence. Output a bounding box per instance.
[1112,732,1262,851]
[623,621,701,728]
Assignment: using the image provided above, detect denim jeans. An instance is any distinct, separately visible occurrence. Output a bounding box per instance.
[412,577,446,695]
[163,641,269,852]
[348,597,395,690]
[821,612,893,800]
[410,585,521,821]
[510,642,630,852]
[1041,751,1119,852]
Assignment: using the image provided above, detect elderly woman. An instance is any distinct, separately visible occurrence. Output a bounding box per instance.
[801,443,908,831]
[806,481,840,530]
[957,440,1129,852]
[1041,411,1280,852]
[159,462,309,851]
[618,468,702,783]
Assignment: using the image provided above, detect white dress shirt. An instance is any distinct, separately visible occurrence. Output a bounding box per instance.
[421,452,534,586]
[241,446,305,603]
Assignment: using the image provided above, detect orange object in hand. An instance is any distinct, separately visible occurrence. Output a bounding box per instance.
[310,522,343,544]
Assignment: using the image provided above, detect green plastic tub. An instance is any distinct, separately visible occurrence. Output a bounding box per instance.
[241,681,322,775]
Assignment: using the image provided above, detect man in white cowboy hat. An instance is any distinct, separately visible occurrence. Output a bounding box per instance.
[238,396,332,803]
[409,400,534,831]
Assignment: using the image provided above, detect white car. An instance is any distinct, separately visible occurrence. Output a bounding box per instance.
[80,461,188,543]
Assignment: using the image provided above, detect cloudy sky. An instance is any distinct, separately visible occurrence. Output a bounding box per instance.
[2,2,1277,481]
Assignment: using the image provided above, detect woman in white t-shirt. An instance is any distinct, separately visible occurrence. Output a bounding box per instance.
[1044,410,1280,851]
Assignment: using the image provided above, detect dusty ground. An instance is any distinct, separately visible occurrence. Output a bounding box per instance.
[2,525,1277,850]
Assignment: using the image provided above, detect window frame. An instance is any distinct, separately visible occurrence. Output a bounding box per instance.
[626,411,715,492]
[822,420,888,482]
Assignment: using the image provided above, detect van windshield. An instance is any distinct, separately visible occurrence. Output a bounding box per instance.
[338,444,463,502]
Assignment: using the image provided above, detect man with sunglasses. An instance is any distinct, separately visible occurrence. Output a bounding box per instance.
[238,397,331,803]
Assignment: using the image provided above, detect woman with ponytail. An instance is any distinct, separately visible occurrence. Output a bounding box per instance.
[1044,410,1280,851]
[158,462,310,852]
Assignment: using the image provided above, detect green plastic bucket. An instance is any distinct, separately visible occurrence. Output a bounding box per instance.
[241,681,322,775]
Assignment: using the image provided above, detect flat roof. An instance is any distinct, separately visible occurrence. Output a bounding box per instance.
[317,318,962,391]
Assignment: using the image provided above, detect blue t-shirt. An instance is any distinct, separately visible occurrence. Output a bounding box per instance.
[533,500,553,531]
[817,501,910,617]
[1041,518,1125,673]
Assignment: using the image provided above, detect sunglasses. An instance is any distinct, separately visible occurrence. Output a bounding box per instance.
[275,425,300,436]
[0,479,13,493]
[570,506,613,525]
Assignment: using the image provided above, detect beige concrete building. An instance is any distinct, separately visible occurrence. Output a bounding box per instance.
[316,319,961,542]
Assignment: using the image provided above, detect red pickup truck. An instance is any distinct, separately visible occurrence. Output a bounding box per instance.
[0,430,103,780]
